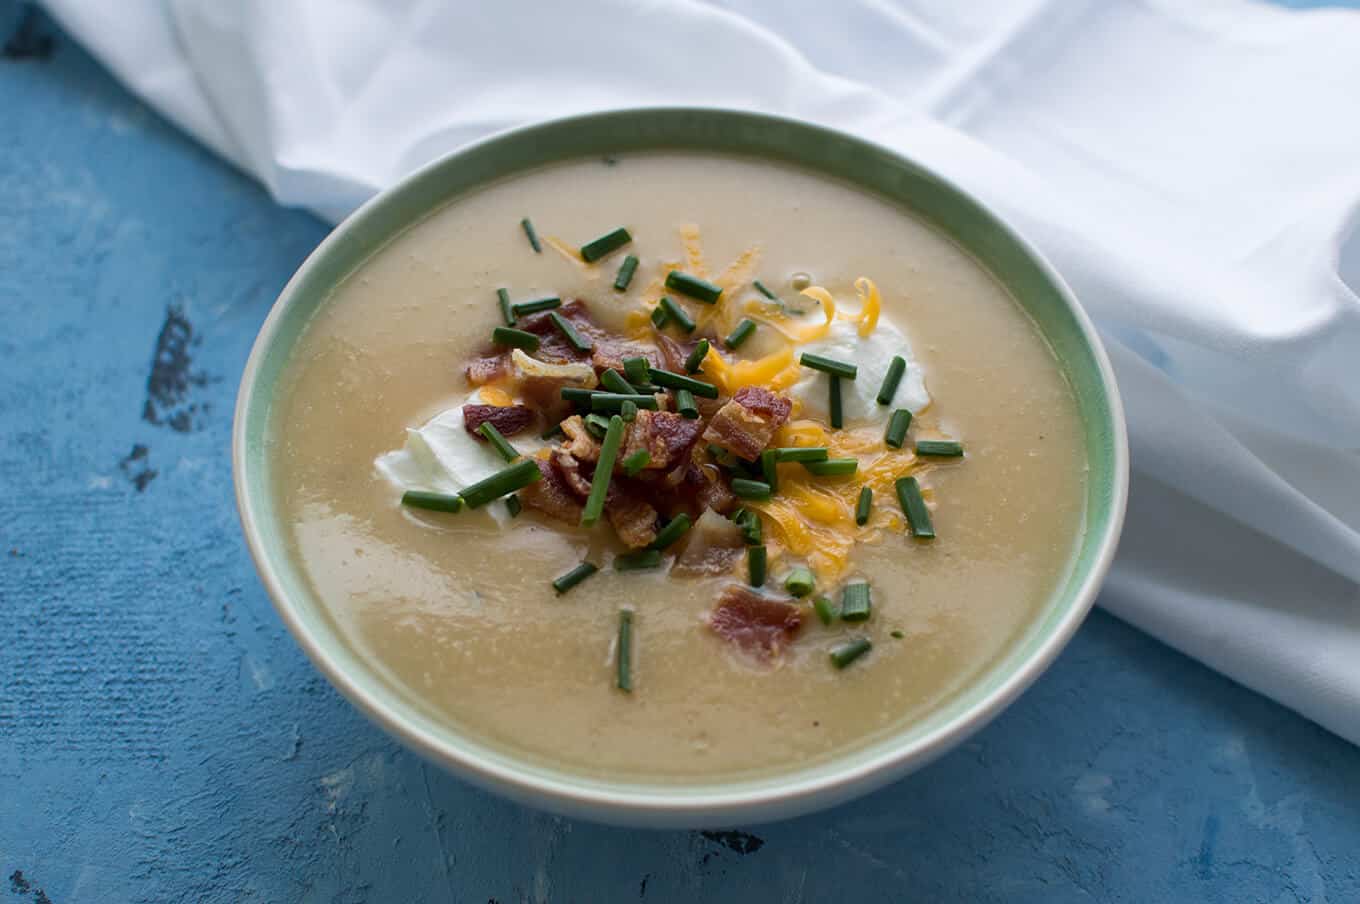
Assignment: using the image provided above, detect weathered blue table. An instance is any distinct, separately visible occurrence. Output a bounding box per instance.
[2,4,1357,902]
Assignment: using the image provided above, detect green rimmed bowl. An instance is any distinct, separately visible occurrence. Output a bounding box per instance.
[233,108,1128,827]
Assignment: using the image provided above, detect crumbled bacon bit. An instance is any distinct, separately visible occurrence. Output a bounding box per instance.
[707,586,804,657]
[552,450,592,497]
[559,416,601,461]
[605,484,659,548]
[620,410,703,472]
[518,459,583,524]
[463,404,535,438]
[593,338,664,375]
[702,386,793,460]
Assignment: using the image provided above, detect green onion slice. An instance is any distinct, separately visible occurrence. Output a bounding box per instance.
[614,549,663,572]
[658,296,696,333]
[614,254,639,291]
[549,311,593,353]
[675,389,699,419]
[855,486,872,526]
[648,368,718,398]
[748,545,767,587]
[812,596,837,626]
[492,326,540,352]
[785,566,815,598]
[600,368,637,394]
[774,447,828,463]
[649,513,692,550]
[877,355,906,405]
[623,356,651,385]
[459,458,543,509]
[829,375,844,429]
[511,296,561,317]
[724,318,756,350]
[591,392,659,412]
[520,217,542,253]
[895,476,935,539]
[665,270,723,304]
[620,400,638,422]
[650,305,669,329]
[580,226,631,263]
[884,408,913,449]
[915,440,964,458]
[801,458,858,477]
[552,561,597,595]
[622,449,651,476]
[617,609,634,692]
[731,478,773,500]
[497,288,514,326]
[760,449,779,493]
[505,494,522,517]
[401,490,463,513]
[830,637,872,669]
[799,352,858,380]
[477,421,520,462]
[581,415,625,526]
[840,582,872,622]
[684,339,710,374]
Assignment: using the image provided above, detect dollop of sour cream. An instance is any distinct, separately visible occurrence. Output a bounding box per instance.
[375,389,547,525]
[789,318,930,426]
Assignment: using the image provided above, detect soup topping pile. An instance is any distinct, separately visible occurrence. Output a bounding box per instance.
[377,221,968,689]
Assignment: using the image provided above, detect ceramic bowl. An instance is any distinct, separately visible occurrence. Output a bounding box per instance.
[233,108,1128,828]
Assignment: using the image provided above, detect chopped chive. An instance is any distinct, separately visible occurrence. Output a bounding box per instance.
[885,409,913,449]
[829,375,844,429]
[620,400,638,422]
[724,318,756,350]
[401,490,464,513]
[520,217,542,253]
[617,610,634,692]
[492,326,540,352]
[600,368,637,394]
[855,486,872,526]
[830,637,872,669]
[622,449,651,475]
[774,447,828,463]
[615,549,663,572]
[580,226,631,263]
[708,443,740,468]
[802,458,858,477]
[584,413,611,437]
[549,311,593,353]
[505,494,522,517]
[496,288,515,326]
[458,458,543,508]
[684,339,710,374]
[658,296,696,333]
[812,596,837,626]
[760,448,780,493]
[581,415,625,526]
[477,422,520,462]
[540,421,565,440]
[753,279,779,300]
[665,270,723,304]
[896,476,935,539]
[591,392,659,412]
[675,389,699,419]
[614,254,639,291]
[877,355,906,405]
[650,513,692,550]
[785,566,815,598]
[915,440,964,458]
[552,561,597,595]
[623,356,651,385]
[731,478,773,500]
[748,545,767,587]
[650,305,669,329]
[734,509,762,545]
[891,630,905,639]
[511,296,561,317]
[840,582,872,622]
[648,368,718,398]
[800,353,858,380]
[561,387,598,410]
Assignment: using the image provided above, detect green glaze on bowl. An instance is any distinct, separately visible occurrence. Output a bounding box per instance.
[233,108,1128,828]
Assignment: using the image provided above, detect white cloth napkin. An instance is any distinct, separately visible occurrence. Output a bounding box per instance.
[46,0,1360,744]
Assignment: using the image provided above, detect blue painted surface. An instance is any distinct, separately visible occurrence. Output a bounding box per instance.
[2,4,1359,902]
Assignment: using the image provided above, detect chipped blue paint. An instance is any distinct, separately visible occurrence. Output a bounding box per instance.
[2,4,1359,902]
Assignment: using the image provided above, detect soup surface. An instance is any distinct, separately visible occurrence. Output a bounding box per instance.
[270,153,1088,783]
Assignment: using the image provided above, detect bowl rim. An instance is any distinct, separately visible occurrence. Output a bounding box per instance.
[233,106,1129,827]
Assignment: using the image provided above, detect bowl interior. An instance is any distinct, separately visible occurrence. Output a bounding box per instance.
[234,108,1126,824]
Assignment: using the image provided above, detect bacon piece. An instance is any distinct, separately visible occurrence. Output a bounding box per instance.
[605,485,659,548]
[463,404,535,438]
[517,299,601,365]
[518,459,583,524]
[620,410,703,472]
[558,416,601,461]
[707,585,804,657]
[702,386,793,460]
[552,450,593,498]
[592,337,664,375]
[674,509,745,576]
[466,354,508,386]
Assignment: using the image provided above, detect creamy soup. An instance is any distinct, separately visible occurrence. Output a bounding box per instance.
[270,153,1087,783]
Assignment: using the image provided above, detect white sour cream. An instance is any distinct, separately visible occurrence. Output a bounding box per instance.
[375,389,547,524]
[789,318,930,426]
